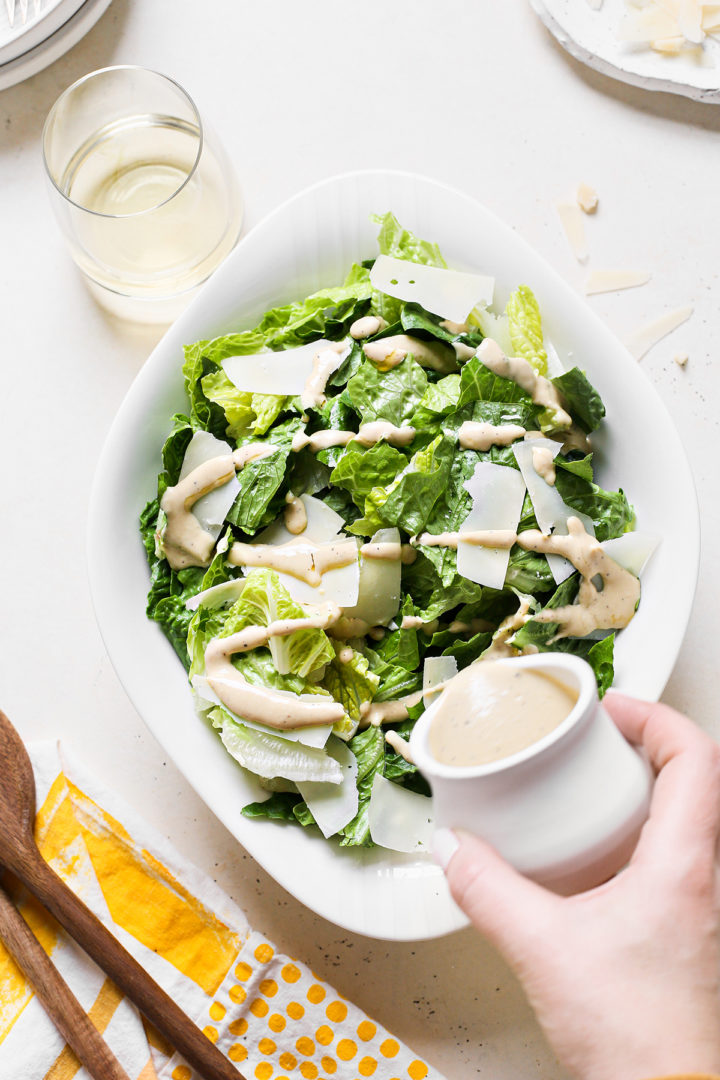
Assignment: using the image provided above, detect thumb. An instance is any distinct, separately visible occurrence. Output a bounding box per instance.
[434,827,560,957]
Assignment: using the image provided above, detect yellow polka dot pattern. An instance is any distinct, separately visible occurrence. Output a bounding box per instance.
[162,929,437,1080]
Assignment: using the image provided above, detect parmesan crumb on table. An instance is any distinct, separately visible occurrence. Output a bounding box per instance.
[674,352,689,368]
[576,182,599,214]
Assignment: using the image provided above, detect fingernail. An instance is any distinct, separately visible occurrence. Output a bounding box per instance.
[432,827,459,869]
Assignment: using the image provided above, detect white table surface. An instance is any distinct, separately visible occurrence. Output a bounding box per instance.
[1,2,718,1076]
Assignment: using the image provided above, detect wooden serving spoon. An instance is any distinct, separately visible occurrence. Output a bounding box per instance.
[0,710,245,1080]
[0,876,132,1080]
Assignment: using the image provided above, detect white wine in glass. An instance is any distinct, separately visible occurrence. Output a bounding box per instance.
[43,67,243,324]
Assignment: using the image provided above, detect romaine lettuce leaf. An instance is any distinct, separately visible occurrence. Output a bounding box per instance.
[321,643,380,727]
[329,442,408,511]
[555,470,635,541]
[457,355,533,408]
[552,368,606,433]
[373,434,455,536]
[373,212,446,268]
[140,498,205,668]
[505,285,547,374]
[345,356,428,426]
[218,569,335,678]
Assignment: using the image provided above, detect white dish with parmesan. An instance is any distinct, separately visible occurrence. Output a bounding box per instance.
[531,0,720,103]
[88,171,698,939]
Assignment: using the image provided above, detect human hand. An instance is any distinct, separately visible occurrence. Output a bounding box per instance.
[435,694,720,1080]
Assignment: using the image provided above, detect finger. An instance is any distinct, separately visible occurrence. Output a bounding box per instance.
[437,828,560,959]
[605,692,717,769]
[604,693,720,858]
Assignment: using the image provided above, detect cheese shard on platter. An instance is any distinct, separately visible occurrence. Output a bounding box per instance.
[368,773,434,853]
[585,269,651,295]
[244,495,360,608]
[513,438,595,583]
[423,656,458,707]
[221,339,345,395]
[457,462,526,591]
[179,431,241,539]
[370,254,494,323]
[341,527,402,626]
[601,532,660,577]
[297,737,359,838]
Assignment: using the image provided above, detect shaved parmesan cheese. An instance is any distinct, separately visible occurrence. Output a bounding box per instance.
[601,533,660,577]
[585,269,651,295]
[556,202,588,262]
[246,496,359,606]
[627,305,693,360]
[619,0,707,48]
[221,340,342,396]
[423,656,458,707]
[296,737,359,837]
[702,5,720,32]
[238,531,360,608]
[192,676,333,748]
[576,182,599,214]
[513,439,595,583]
[179,431,240,539]
[544,339,566,378]
[370,254,494,324]
[587,0,603,9]
[368,773,434,853]
[257,493,344,547]
[186,578,246,612]
[457,462,526,590]
[341,528,401,626]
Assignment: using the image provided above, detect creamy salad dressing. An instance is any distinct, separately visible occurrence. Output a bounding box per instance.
[428,662,578,767]
[384,730,414,763]
[459,421,526,451]
[439,319,469,335]
[416,529,517,550]
[204,603,345,731]
[399,615,439,635]
[453,342,476,362]
[350,315,387,339]
[481,597,533,659]
[291,421,415,454]
[300,346,345,410]
[363,334,457,373]
[283,493,307,535]
[477,339,572,429]
[228,538,358,585]
[327,616,372,639]
[532,445,557,486]
[413,517,640,641]
[360,691,424,728]
[160,444,273,570]
[517,517,641,638]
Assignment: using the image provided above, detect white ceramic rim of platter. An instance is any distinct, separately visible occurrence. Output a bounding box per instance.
[0,0,86,66]
[530,0,720,103]
[0,0,112,92]
[87,168,699,941]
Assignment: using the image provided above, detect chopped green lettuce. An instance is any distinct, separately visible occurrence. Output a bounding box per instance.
[505,285,547,374]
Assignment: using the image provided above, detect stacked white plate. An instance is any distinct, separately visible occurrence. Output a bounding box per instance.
[0,0,112,91]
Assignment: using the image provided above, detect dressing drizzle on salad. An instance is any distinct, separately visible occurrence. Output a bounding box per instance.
[160,443,273,570]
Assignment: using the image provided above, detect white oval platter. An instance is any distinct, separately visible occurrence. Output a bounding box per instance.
[531,0,720,104]
[87,170,699,941]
